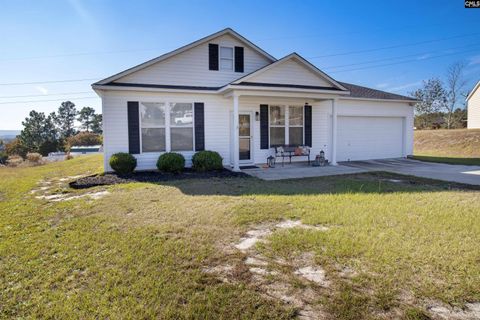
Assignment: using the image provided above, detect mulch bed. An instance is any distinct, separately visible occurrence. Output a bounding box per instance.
[69,168,249,189]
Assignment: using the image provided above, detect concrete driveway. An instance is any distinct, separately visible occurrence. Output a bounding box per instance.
[342,158,480,186]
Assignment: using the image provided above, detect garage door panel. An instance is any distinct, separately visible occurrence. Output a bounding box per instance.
[337,116,404,161]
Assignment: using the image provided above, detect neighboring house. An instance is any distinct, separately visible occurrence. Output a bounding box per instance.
[92,28,416,172]
[467,80,480,129]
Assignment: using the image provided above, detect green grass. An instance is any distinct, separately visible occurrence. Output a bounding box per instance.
[410,155,480,165]
[1,155,480,319]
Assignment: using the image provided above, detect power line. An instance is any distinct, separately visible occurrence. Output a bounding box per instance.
[307,32,480,59]
[328,47,480,74]
[323,43,480,70]
[0,78,100,86]
[0,91,91,99]
[0,96,98,105]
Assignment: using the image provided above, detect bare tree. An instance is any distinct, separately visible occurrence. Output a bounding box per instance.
[445,62,468,129]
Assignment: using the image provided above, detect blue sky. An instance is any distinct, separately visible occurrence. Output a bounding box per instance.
[1,0,479,130]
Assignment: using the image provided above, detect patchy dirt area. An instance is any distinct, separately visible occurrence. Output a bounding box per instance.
[205,220,332,319]
[69,169,249,189]
[426,301,480,320]
[31,175,110,202]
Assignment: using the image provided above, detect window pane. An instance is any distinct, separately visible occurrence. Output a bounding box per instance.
[269,106,285,125]
[289,106,303,126]
[220,58,233,70]
[289,127,303,146]
[270,127,285,146]
[220,47,233,59]
[170,102,193,126]
[239,114,250,136]
[140,102,165,127]
[142,128,165,152]
[171,127,193,151]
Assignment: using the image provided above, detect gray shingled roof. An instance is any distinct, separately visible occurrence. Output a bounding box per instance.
[339,82,416,101]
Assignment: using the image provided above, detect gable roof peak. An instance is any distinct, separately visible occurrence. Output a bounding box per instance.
[94,27,276,85]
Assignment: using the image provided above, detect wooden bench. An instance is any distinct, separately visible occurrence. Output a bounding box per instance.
[273,145,310,166]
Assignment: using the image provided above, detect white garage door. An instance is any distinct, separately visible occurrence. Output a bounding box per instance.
[337,116,404,161]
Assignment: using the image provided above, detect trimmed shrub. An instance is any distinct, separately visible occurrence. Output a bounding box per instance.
[157,152,185,173]
[192,150,223,172]
[0,151,7,165]
[109,153,137,174]
[26,152,43,164]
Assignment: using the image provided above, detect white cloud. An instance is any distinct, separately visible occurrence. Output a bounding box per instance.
[468,55,480,66]
[35,86,48,95]
[67,0,94,26]
[416,53,432,60]
[387,81,421,92]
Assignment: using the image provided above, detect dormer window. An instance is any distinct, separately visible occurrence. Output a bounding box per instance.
[219,46,234,71]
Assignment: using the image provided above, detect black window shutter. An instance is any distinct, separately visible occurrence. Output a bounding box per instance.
[208,43,219,71]
[194,102,205,151]
[304,104,312,147]
[234,46,244,73]
[260,104,269,149]
[127,101,140,154]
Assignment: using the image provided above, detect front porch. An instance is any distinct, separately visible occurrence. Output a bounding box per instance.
[241,162,370,181]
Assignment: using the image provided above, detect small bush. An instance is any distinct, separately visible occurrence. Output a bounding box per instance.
[26,152,43,163]
[192,150,223,172]
[7,155,24,167]
[157,152,185,173]
[109,153,137,174]
[0,151,7,164]
[65,153,74,161]
[5,138,28,158]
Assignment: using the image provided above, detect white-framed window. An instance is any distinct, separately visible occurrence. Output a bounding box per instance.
[288,105,304,146]
[140,101,194,153]
[219,46,234,71]
[269,105,304,147]
[169,102,194,151]
[269,105,285,146]
[140,102,166,152]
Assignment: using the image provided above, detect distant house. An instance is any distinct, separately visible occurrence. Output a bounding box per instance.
[467,80,480,129]
[92,28,416,172]
[70,145,102,155]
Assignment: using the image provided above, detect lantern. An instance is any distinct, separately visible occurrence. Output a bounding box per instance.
[267,155,276,168]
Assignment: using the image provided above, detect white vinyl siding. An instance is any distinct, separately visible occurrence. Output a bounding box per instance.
[115,34,271,87]
[467,88,480,129]
[101,91,414,171]
[246,58,334,87]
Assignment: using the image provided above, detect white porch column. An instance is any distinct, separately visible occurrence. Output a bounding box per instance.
[331,98,338,165]
[232,94,240,172]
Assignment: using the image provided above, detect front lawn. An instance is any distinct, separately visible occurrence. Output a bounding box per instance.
[1,155,479,319]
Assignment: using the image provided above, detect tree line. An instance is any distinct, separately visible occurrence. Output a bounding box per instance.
[4,101,102,157]
[411,62,469,130]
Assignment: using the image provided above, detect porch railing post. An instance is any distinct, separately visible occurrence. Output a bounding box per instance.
[331,98,338,165]
[232,94,240,172]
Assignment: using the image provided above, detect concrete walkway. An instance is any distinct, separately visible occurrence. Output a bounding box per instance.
[342,158,480,186]
[242,163,370,181]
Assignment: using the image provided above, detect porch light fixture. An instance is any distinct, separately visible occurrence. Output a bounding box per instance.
[255,111,260,121]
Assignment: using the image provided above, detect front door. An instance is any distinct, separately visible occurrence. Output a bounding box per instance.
[239,113,253,163]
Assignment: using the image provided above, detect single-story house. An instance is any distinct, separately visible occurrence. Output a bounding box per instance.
[467,80,480,129]
[92,28,416,172]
